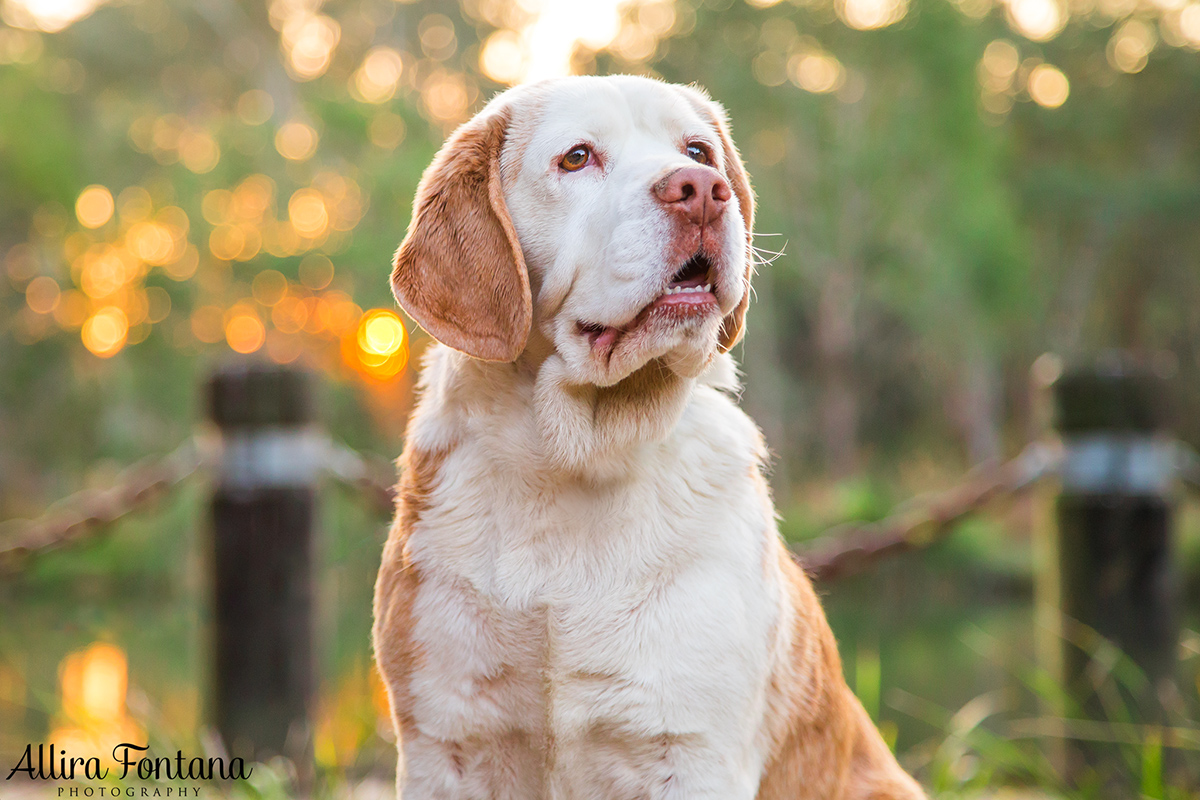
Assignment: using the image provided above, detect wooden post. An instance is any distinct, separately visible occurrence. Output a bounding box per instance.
[1050,360,1178,786]
[207,363,318,767]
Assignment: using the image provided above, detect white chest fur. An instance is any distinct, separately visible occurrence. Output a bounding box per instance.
[396,351,786,799]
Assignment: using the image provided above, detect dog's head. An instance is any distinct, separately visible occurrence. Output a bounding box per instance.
[392,75,754,386]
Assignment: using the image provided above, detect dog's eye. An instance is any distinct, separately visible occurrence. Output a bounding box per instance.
[560,145,591,172]
[686,143,710,165]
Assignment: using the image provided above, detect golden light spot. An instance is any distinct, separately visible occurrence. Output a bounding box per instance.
[190,305,224,343]
[611,23,656,62]
[26,276,60,314]
[122,289,149,326]
[354,47,404,103]
[1108,19,1156,73]
[4,0,103,33]
[51,643,143,767]
[299,253,334,290]
[252,269,288,306]
[1028,63,1069,107]
[837,0,909,30]
[789,52,845,94]
[178,130,220,174]
[80,246,140,299]
[302,296,325,333]
[283,13,341,80]
[1007,0,1065,42]
[419,14,457,60]
[272,295,309,334]
[752,52,788,87]
[319,291,362,336]
[266,330,303,364]
[236,89,274,126]
[368,112,406,150]
[233,225,262,261]
[275,121,318,161]
[145,286,171,323]
[638,0,676,34]
[202,189,233,225]
[127,221,175,265]
[209,225,246,261]
[347,308,408,380]
[54,290,89,328]
[6,243,39,283]
[979,39,1020,92]
[225,311,266,354]
[126,323,150,345]
[289,189,329,237]
[117,186,152,223]
[1181,4,1200,45]
[232,175,275,220]
[82,306,128,357]
[163,244,199,281]
[480,30,526,85]
[75,185,114,229]
[421,71,470,123]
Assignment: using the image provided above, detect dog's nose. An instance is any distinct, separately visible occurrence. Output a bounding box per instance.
[653,166,731,227]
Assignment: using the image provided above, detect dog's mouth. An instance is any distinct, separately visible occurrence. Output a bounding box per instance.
[576,252,719,355]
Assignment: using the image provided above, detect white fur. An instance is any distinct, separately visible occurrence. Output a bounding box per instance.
[390,77,793,799]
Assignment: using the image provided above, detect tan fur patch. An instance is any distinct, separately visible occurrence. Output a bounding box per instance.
[372,443,447,735]
[391,108,532,362]
[756,547,924,800]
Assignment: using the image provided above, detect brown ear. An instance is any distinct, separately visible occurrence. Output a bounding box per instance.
[391,108,531,362]
[709,104,755,353]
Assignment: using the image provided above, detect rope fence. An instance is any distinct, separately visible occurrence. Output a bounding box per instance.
[3,427,1199,582]
[0,437,207,568]
[795,441,1062,582]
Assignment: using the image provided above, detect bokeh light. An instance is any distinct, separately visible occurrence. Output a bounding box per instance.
[1108,19,1156,73]
[837,0,909,30]
[1006,0,1065,42]
[346,309,408,380]
[354,47,405,103]
[224,310,266,354]
[790,52,845,94]
[1028,63,1069,107]
[50,643,143,768]
[81,306,128,357]
[25,275,60,314]
[275,120,318,161]
[480,30,527,84]
[75,185,113,229]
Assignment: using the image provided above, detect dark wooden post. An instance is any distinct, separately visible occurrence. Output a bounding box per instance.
[1051,360,1178,785]
[207,363,318,767]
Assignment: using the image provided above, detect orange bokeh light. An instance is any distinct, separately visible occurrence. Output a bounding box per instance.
[75,185,114,229]
[225,312,266,354]
[345,308,408,380]
[51,642,143,769]
[81,306,128,357]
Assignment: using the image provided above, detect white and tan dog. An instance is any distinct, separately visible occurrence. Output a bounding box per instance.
[373,75,925,800]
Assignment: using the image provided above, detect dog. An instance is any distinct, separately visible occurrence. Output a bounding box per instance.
[373,75,925,800]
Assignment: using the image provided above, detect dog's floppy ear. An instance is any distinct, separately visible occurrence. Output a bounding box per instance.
[391,107,532,362]
[709,104,755,353]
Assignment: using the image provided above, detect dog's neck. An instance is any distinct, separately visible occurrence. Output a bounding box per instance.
[406,342,739,484]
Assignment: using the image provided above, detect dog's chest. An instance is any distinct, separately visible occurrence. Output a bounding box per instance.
[403,402,780,769]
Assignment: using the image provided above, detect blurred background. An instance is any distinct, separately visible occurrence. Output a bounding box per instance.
[1,0,1200,795]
